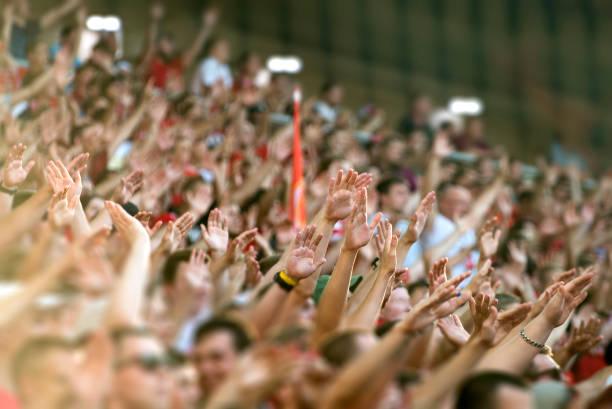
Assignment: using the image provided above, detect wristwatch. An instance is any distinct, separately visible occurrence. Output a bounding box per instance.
[0,183,17,195]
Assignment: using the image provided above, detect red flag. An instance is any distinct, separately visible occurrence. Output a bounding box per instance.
[290,87,307,228]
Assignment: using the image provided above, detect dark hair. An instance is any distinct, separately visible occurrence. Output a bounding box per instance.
[321,80,340,95]
[407,279,429,295]
[93,40,114,56]
[194,317,251,352]
[11,337,74,385]
[60,24,77,40]
[161,249,193,286]
[455,371,528,409]
[320,330,369,367]
[376,175,405,195]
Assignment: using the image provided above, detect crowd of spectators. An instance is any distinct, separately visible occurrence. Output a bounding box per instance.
[1,1,611,408]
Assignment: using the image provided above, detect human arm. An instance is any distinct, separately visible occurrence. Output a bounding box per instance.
[0,143,35,215]
[476,273,594,374]
[312,188,381,342]
[40,0,81,29]
[103,201,151,329]
[344,221,400,331]
[554,317,602,369]
[182,7,218,68]
[247,226,325,336]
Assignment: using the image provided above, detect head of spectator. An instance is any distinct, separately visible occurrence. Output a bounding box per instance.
[377,175,410,219]
[455,371,532,409]
[111,328,172,409]
[438,183,472,221]
[192,318,251,396]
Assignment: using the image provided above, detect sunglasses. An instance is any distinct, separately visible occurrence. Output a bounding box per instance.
[116,354,170,371]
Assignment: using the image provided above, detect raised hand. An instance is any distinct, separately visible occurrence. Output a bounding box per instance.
[401,272,472,332]
[202,6,219,27]
[150,1,165,20]
[200,208,229,254]
[565,317,603,355]
[343,188,382,251]
[134,211,163,237]
[286,225,325,281]
[105,201,149,243]
[160,212,195,252]
[528,282,562,320]
[66,153,89,179]
[437,314,470,347]
[48,187,78,228]
[111,169,144,204]
[469,299,498,347]
[428,257,449,294]
[401,191,436,245]
[469,293,499,335]
[493,303,533,344]
[245,247,262,287]
[466,258,493,295]
[3,144,35,188]
[478,216,501,259]
[325,169,358,221]
[46,159,83,208]
[542,273,594,327]
[227,228,258,262]
[432,131,453,158]
[378,219,400,277]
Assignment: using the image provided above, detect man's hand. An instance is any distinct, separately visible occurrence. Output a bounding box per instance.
[245,247,262,287]
[400,272,472,332]
[564,317,603,355]
[468,296,498,347]
[226,228,258,262]
[286,225,325,282]
[46,159,83,207]
[428,257,449,294]
[437,314,470,347]
[202,6,219,27]
[134,211,163,237]
[3,144,35,188]
[200,208,229,255]
[325,169,359,222]
[401,191,436,245]
[469,293,499,335]
[493,302,532,344]
[343,188,382,251]
[66,153,89,179]
[542,273,594,327]
[105,201,149,243]
[48,187,78,228]
[478,216,501,259]
[378,219,400,277]
[150,1,165,20]
[111,170,144,205]
[432,131,453,159]
[160,212,195,253]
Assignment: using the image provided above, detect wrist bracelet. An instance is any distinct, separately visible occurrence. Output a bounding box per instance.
[0,183,17,195]
[520,328,553,357]
[274,270,295,292]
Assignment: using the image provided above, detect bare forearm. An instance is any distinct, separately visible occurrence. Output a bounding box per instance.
[476,314,554,374]
[105,238,151,328]
[344,269,389,330]
[70,202,91,238]
[313,247,358,340]
[247,284,289,336]
[412,340,489,409]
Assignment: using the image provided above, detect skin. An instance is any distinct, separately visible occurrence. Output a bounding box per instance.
[192,331,240,396]
[112,335,171,409]
[380,183,410,217]
[439,186,472,221]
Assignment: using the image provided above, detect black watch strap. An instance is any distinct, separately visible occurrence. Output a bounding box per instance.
[0,184,17,195]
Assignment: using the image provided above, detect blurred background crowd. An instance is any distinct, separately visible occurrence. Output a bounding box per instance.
[1,1,612,408]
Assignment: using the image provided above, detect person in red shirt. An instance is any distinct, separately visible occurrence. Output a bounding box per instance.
[139,2,218,94]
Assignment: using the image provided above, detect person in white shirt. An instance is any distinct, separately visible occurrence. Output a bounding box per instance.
[313,81,343,123]
[420,183,479,280]
[190,38,232,95]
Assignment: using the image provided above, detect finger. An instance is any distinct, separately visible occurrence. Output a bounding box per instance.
[369,212,383,230]
[24,160,35,173]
